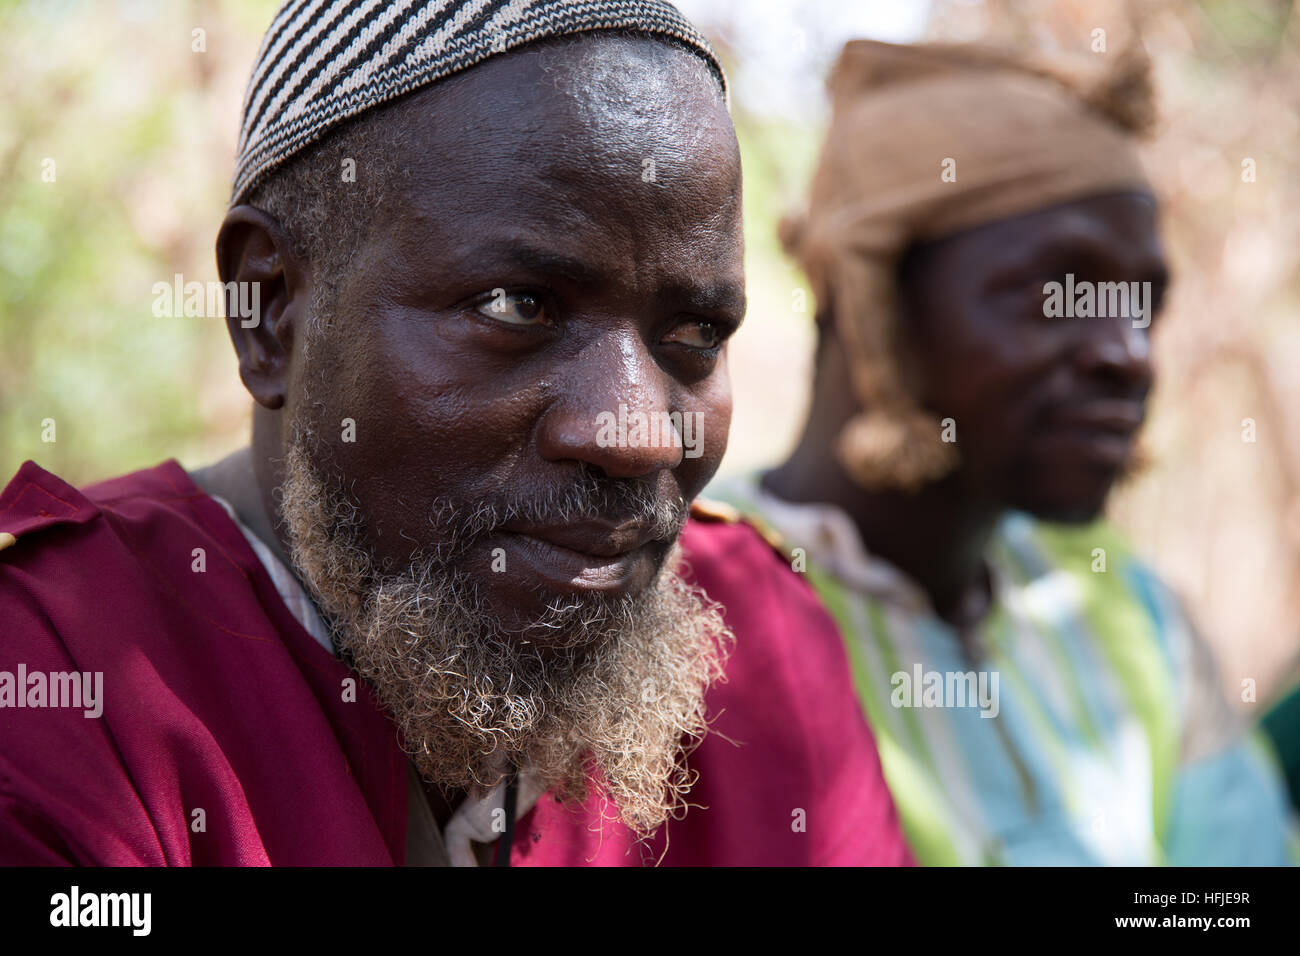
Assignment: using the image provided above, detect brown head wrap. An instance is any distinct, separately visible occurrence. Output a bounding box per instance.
[781,39,1156,490]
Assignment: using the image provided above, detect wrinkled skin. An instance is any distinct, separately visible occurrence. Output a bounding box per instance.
[769,191,1169,626]
[202,35,744,635]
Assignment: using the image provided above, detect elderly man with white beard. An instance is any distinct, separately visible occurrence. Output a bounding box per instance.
[0,0,909,866]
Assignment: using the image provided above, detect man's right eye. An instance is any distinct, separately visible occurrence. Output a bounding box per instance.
[474,289,549,326]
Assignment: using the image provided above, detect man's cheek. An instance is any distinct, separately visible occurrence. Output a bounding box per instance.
[706,401,732,461]
[684,393,731,492]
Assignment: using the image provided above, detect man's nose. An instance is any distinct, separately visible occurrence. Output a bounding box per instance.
[534,333,684,479]
[1076,316,1153,392]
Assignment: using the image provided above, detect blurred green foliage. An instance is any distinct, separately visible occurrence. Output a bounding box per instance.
[0,0,277,483]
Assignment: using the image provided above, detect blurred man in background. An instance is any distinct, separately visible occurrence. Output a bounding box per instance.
[711,38,1293,865]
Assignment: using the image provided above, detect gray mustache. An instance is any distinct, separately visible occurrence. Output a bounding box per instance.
[429,470,688,560]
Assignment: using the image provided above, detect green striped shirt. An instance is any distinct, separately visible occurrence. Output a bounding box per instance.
[708,472,1293,865]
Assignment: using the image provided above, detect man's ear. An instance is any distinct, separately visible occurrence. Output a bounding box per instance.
[215,206,311,410]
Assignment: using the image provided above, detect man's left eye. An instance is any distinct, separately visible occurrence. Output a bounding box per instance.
[663,320,723,350]
[475,290,547,325]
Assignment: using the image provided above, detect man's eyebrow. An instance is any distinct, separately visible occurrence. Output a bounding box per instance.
[662,279,747,320]
[481,243,606,286]
[1003,232,1168,279]
[473,242,747,318]
[1005,231,1114,265]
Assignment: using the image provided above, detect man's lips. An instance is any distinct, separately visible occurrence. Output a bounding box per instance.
[1038,399,1145,467]
[501,519,658,558]
[490,520,663,594]
[1045,399,1146,434]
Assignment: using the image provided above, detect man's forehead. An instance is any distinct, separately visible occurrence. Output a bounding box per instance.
[231,1,728,206]
[391,35,732,158]
[361,46,741,256]
[933,191,1162,265]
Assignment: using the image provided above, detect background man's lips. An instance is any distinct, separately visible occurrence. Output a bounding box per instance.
[1036,428,1136,468]
[1044,399,1146,434]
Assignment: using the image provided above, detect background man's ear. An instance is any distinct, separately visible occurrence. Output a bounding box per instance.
[214,206,312,410]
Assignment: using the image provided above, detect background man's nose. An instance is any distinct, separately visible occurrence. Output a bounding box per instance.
[1077,317,1154,391]
[535,334,684,479]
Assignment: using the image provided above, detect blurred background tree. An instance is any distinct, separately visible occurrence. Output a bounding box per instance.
[2,0,1297,706]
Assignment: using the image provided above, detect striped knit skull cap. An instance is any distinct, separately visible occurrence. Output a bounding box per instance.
[231,0,728,206]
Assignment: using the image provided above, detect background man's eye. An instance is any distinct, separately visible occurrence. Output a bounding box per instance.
[663,320,722,349]
[476,290,547,325]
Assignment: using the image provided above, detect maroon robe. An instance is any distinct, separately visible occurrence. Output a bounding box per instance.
[0,459,909,865]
